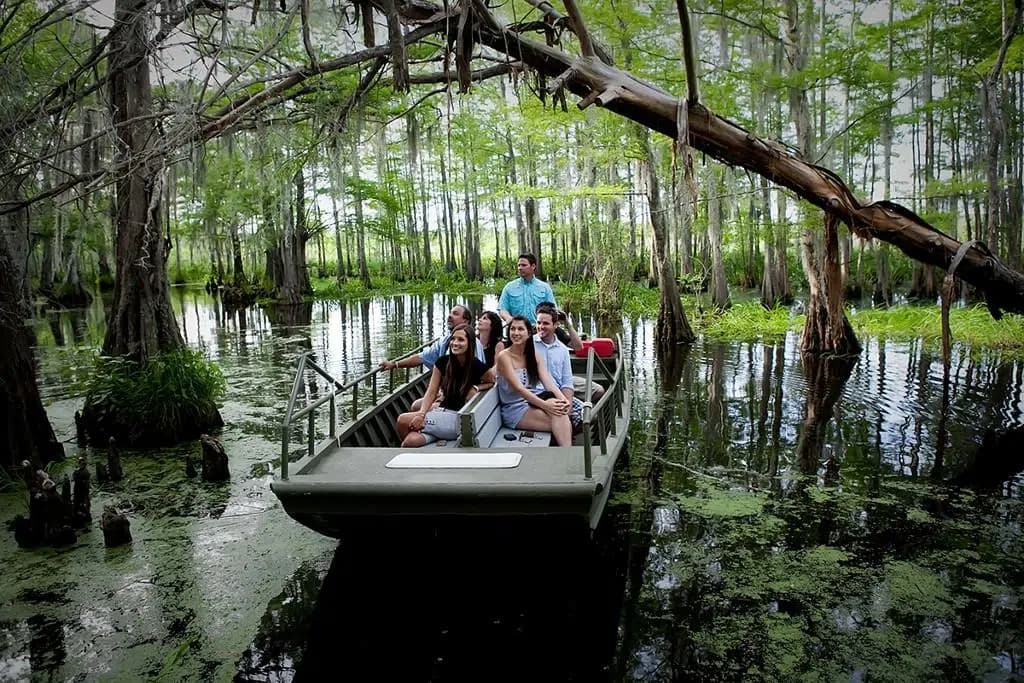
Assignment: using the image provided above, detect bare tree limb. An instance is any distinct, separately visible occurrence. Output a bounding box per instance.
[404,61,521,85]
[379,0,408,91]
[562,0,595,57]
[675,0,700,104]
[300,0,320,71]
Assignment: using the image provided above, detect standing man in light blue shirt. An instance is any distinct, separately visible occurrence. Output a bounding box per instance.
[498,253,555,325]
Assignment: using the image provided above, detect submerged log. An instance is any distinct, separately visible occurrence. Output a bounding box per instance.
[200,434,229,482]
[100,506,132,547]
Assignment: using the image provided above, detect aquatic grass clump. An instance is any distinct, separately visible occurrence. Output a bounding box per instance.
[851,305,1024,353]
[559,281,660,318]
[700,301,799,341]
[82,348,225,446]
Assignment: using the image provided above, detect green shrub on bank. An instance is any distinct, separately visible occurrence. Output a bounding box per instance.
[82,348,225,446]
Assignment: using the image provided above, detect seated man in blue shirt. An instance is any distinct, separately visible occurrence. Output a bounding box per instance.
[535,301,582,353]
[534,305,604,408]
[498,253,555,325]
[379,304,484,372]
[532,308,588,429]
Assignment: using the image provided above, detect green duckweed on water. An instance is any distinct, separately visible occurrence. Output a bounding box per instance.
[6,290,1024,681]
[626,475,1024,681]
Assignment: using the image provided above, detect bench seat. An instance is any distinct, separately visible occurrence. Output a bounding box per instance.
[447,388,552,448]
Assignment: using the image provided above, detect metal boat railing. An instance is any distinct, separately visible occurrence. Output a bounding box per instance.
[581,333,626,479]
[279,339,436,479]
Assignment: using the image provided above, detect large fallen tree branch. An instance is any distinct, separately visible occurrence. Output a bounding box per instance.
[440,2,1024,318]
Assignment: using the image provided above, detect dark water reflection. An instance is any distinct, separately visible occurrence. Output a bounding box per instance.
[21,290,1024,680]
[238,519,629,682]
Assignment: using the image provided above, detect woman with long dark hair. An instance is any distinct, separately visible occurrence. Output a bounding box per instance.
[477,310,506,368]
[397,324,494,447]
[494,315,572,446]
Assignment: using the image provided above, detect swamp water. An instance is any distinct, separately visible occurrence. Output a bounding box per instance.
[1,288,1022,681]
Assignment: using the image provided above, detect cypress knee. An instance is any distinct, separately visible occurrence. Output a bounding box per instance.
[72,456,91,527]
[200,434,229,482]
[101,506,132,547]
[107,437,124,481]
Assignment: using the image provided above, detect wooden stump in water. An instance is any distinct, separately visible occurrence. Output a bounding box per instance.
[74,410,87,447]
[60,475,72,516]
[106,437,124,481]
[96,462,108,484]
[200,434,229,482]
[72,456,91,527]
[100,506,131,547]
[185,455,197,478]
[14,467,74,547]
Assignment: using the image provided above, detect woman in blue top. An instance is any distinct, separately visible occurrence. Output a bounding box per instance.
[494,316,572,446]
[397,324,494,447]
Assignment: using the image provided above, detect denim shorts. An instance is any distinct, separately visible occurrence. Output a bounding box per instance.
[420,408,460,443]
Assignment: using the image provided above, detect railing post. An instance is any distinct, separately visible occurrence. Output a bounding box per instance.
[352,384,359,421]
[281,426,290,480]
[329,395,336,438]
[583,426,592,478]
[307,411,315,458]
[372,371,378,405]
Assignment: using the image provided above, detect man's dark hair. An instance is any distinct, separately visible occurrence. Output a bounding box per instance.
[535,308,557,328]
[517,253,537,266]
[454,304,473,323]
[535,301,556,314]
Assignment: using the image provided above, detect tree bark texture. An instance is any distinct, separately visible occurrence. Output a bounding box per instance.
[103,0,183,362]
[800,213,860,356]
[0,238,64,471]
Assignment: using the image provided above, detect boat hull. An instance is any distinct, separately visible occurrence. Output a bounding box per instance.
[272,350,631,538]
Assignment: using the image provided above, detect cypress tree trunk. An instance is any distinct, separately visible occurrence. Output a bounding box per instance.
[84,0,222,446]
[799,214,860,356]
[102,0,183,362]
[352,108,372,287]
[1,208,64,472]
[642,129,694,349]
[708,166,731,310]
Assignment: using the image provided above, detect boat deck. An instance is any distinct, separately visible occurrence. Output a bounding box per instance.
[299,443,618,485]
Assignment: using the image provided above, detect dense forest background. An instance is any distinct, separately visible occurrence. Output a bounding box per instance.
[2,0,1021,316]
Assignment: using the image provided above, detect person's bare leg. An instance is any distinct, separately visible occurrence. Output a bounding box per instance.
[402,432,427,448]
[397,412,417,440]
[516,409,572,446]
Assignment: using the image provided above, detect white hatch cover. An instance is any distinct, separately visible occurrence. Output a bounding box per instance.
[386,452,523,469]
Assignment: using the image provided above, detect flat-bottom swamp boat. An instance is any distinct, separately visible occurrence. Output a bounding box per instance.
[271,337,631,537]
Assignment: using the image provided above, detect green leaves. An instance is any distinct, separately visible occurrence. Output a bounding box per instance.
[83,349,226,444]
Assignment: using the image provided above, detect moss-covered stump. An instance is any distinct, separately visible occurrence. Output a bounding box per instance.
[80,349,225,447]
[199,434,230,482]
[221,283,257,310]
